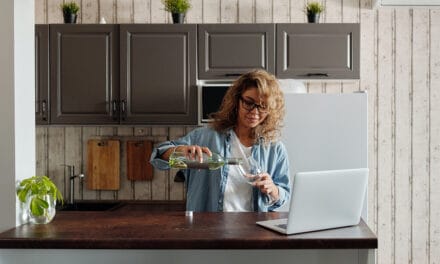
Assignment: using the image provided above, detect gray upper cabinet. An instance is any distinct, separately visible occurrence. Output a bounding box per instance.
[276,24,360,79]
[198,24,275,80]
[35,25,49,125]
[50,25,119,124]
[120,24,197,125]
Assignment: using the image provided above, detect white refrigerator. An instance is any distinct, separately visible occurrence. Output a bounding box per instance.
[279,92,368,220]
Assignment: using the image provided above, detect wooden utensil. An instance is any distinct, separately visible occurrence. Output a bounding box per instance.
[87,139,120,190]
[126,140,153,181]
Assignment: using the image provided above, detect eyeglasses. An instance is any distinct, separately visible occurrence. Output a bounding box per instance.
[239,96,269,114]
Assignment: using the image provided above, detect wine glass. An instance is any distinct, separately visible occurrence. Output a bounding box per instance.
[237,156,276,206]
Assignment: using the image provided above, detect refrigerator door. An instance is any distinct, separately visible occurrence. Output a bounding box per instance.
[279,92,368,220]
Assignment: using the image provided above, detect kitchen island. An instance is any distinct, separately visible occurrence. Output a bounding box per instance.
[0,203,377,264]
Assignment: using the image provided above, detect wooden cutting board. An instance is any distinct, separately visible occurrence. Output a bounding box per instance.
[127,140,153,181]
[87,139,120,190]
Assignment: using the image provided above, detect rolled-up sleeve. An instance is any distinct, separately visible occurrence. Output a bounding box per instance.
[149,129,198,170]
[267,143,291,211]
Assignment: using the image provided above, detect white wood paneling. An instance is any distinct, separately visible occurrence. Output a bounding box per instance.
[376,8,394,264]
[34,2,440,263]
[238,0,254,22]
[394,8,412,264]
[99,0,116,23]
[82,0,99,23]
[412,9,430,264]
[221,0,238,23]
[430,9,440,264]
[204,0,220,22]
[133,0,150,23]
[187,0,203,23]
[255,0,272,22]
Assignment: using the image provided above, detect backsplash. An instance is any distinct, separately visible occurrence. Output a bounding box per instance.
[36,126,198,202]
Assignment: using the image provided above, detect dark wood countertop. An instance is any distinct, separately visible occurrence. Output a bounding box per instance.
[0,205,377,250]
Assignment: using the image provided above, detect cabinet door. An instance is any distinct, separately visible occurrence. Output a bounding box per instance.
[198,24,275,80]
[35,25,49,124]
[276,24,360,79]
[120,24,197,125]
[50,25,119,124]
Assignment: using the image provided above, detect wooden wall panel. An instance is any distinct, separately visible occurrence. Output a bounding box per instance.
[430,10,440,264]
[116,0,133,23]
[34,2,440,263]
[412,9,430,264]
[221,0,238,23]
[82,0,99,23]
[273,0,290,23]
[290,0,306,23]
[238,0,254,23]
[376,9,394,264]
[255,0,272,22]
[64,127,82,202]
[187,0,203,23]
[117,127,134,200]
[133,0,150,23]
[99,0,116,24]
[394,8,412,264]
[81,127,98,200]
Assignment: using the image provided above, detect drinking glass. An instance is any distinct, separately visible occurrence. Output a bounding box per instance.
[238,156,276,206]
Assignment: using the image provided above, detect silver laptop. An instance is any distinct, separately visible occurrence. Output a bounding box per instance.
[257,168,368,235]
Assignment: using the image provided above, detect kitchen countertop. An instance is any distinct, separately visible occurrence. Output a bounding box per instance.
[0,203,377,250]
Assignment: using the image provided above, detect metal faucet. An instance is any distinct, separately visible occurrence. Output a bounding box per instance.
[62,165,85,205]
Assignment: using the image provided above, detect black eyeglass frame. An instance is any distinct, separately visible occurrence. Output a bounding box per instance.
[239,96,269,114]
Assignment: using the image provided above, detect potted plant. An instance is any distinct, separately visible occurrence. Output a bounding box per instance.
[305,1,325,23]
[60,1,80,24]
[162,0,191,24]
[16,176,63,224]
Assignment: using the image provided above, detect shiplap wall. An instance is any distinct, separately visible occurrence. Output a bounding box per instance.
[35,1,440,264]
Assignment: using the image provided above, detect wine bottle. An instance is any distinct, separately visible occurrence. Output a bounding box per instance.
[169,151,242,170]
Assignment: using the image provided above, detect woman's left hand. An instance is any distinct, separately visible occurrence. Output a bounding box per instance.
[252,173,279,202]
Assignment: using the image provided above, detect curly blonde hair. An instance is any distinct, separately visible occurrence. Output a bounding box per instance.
[209,69,285,144]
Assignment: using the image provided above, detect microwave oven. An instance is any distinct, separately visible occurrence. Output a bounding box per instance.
[198,82,232,124]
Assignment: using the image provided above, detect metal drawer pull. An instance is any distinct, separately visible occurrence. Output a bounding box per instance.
[224,73,242,77]
[306,73,329,77]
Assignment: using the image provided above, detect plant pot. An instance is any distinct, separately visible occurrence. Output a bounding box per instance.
[63,13,77,24]
[172,13,185,24]
[307,13,320,23]
[25,195,56,224]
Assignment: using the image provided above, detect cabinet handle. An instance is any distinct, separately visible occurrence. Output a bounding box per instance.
[112,100,118,121]
[224,73,242,77]
[306,73,329,77]
[121,100,126,121]
[42,100,47,121]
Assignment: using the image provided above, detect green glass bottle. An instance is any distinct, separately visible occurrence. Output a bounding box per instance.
[169,151,242,170]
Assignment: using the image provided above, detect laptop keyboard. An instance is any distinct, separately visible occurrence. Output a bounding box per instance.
[276,224,288,229]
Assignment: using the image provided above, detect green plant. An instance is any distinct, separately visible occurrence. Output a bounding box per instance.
[162,0,191,13]
[60,1,80,15]
[305,1,325,14]
[16,176,63,217]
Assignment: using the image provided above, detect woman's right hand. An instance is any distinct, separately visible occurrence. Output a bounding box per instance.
[162,145,212,161]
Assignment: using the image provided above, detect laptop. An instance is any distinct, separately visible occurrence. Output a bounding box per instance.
[257,168,368,235]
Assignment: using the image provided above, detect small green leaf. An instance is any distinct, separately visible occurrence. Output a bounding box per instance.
[30,197,45,216]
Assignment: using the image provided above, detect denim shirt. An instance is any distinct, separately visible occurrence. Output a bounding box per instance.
[150,127,291,212]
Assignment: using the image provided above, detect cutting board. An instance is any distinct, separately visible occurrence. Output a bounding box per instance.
[127,140,153,181]
[87,139,120,190]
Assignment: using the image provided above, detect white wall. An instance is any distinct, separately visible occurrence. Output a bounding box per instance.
[0,0,35,231]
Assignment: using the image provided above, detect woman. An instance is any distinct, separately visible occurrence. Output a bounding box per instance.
[150,69,290,212]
